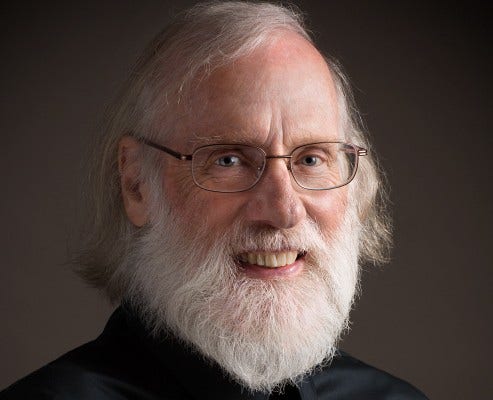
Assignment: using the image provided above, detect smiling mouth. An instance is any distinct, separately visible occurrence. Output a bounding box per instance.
[237,251,306,268]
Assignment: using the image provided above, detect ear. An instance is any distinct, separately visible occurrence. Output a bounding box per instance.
[118,136,150,227]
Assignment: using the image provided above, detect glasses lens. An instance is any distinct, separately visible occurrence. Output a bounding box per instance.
[192,144,265,192]
[290,142,358,190]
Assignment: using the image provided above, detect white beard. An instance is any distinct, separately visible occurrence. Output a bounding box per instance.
[121,204,361,393]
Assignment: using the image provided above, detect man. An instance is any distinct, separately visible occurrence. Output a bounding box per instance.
[1,1,427,399]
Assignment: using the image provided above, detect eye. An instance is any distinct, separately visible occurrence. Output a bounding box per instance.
[301,155,321,166]
[215,155,241,167]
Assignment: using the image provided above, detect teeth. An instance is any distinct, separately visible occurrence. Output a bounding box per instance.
[239,251,298,268]
[285,251,297,265]
[247,253,256,264]
[256,254,265,266]
[277,253,286,266]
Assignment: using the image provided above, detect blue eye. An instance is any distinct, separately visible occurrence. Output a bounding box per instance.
[216,155,240,167]
[301,155,320,166]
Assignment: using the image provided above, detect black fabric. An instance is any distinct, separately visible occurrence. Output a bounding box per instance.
[0,305,428,399]
[268,384,301,400]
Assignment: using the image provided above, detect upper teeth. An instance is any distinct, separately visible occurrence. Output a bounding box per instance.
[239,251,298,268]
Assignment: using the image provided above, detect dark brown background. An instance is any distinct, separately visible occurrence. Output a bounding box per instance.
[1,1,491,398]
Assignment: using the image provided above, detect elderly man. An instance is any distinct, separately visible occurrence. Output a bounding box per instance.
[1,2,427,399]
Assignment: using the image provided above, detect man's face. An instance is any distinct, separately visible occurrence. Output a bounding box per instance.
[162,32,348,273]
[124,32,361,392]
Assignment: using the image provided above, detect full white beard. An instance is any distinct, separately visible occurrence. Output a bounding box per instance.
[122,204,361,393]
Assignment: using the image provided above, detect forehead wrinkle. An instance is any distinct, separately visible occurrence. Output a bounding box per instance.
[187,130,255,147]
[187,129,273,149]
[281,117,341,145]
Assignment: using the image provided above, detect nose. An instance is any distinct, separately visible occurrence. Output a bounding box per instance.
[243,158,306,229]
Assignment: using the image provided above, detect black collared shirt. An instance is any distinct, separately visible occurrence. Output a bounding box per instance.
[1,305,428,399]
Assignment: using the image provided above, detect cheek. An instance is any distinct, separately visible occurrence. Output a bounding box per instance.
[161,168,245,230]
[305,187,349,235]
[161,171,199,216]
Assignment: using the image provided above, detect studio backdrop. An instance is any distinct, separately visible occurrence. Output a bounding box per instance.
[1,1,491,399]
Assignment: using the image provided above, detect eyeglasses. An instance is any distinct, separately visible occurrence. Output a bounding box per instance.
[139,138,367,193]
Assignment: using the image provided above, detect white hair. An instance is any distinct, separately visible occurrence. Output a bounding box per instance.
[77,0,391,301]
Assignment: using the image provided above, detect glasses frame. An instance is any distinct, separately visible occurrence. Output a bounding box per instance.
[138,137,367,193]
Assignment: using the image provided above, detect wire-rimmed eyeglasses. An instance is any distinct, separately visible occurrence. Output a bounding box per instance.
[139,138,367,193]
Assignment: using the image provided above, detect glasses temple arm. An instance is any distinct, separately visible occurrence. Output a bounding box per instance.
[138,137,192,160]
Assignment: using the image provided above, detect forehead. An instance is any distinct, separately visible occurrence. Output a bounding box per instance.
[172,32,340,149]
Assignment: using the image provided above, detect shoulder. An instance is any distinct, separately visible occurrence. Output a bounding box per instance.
[0,340,182,400]
[310,351,429,399]
[0,353,112,399]
[0,307,190,400]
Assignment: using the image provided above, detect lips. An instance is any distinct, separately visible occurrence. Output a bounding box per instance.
[238,251,301,268]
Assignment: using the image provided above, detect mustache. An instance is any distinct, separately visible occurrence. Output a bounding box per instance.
[224,219,326,254]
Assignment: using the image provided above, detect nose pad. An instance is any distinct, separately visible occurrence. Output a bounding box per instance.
[285,159,293,174]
